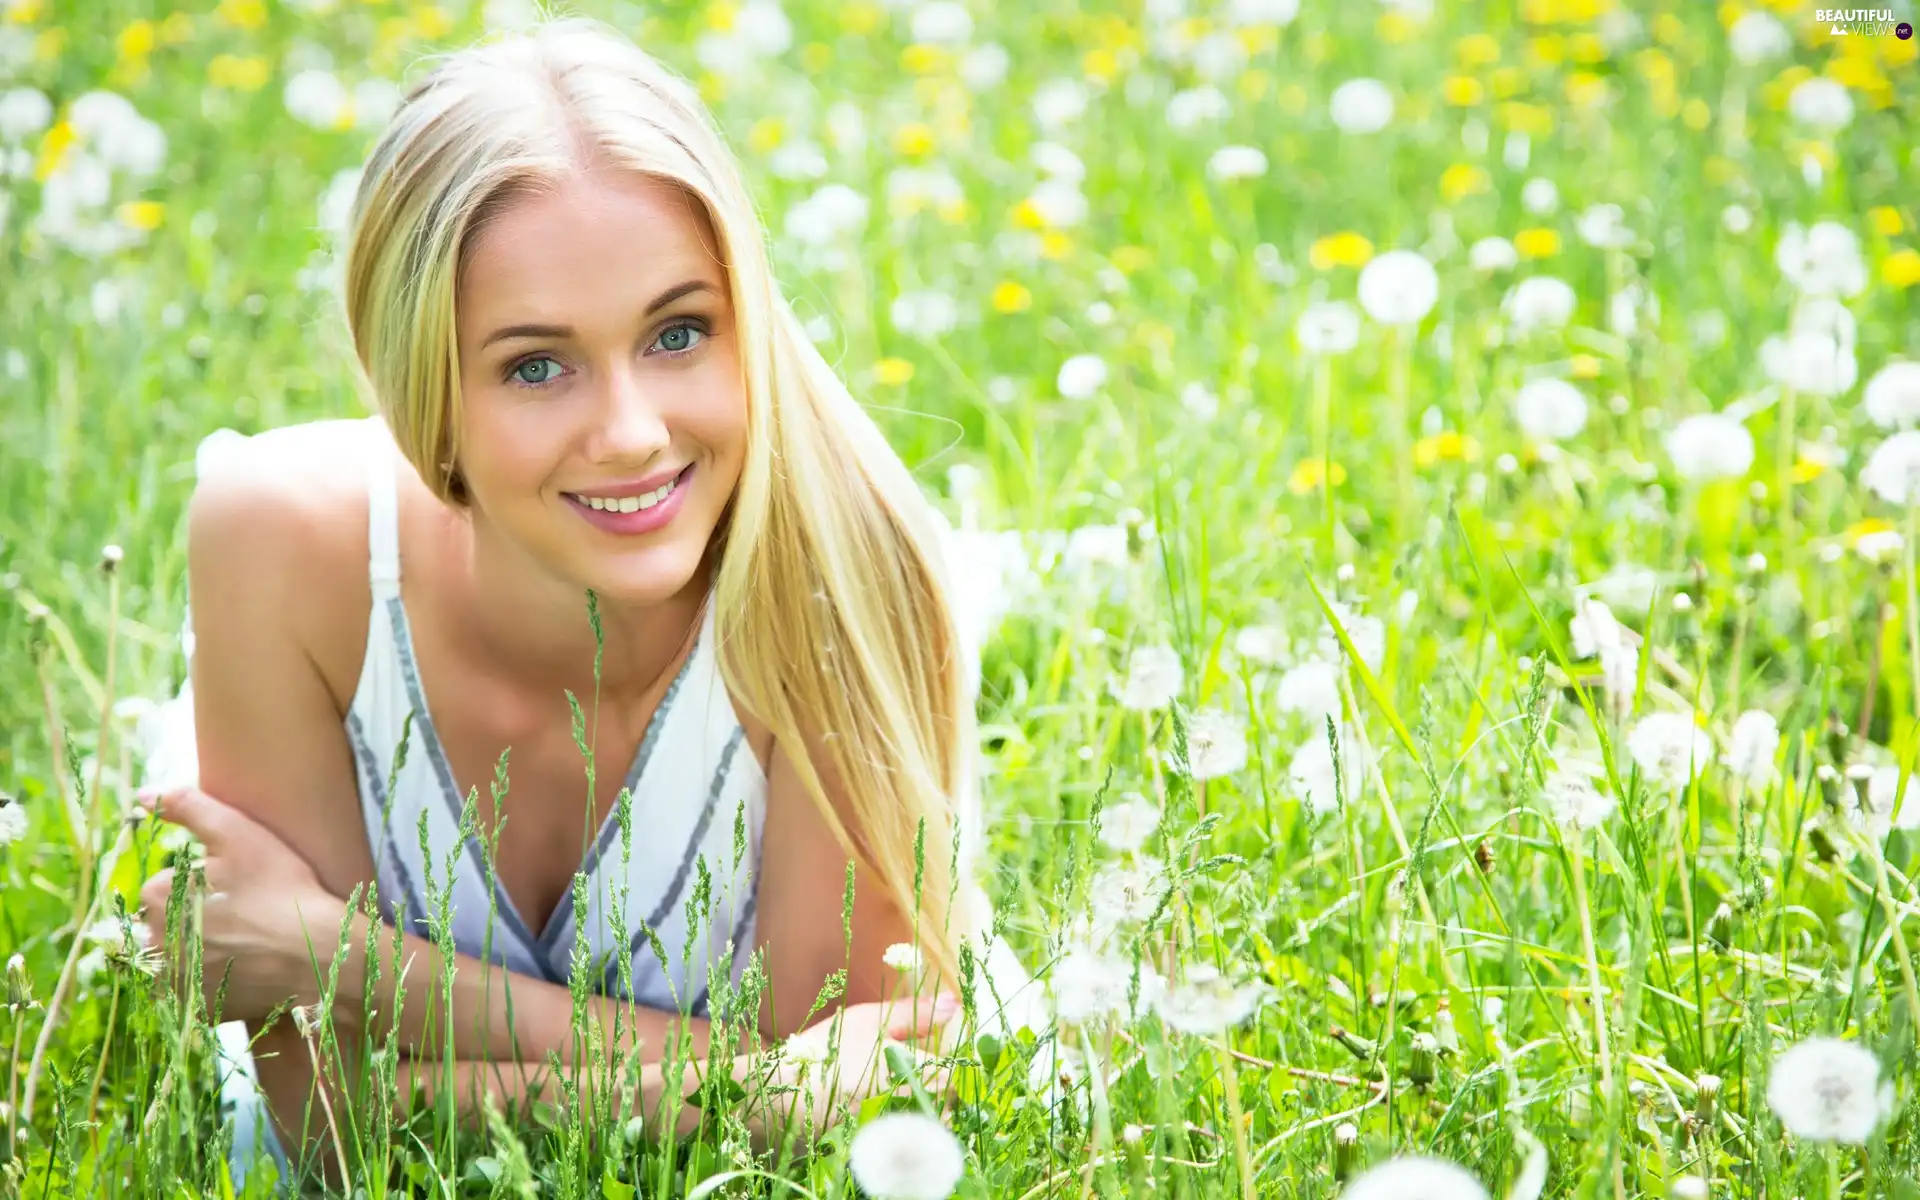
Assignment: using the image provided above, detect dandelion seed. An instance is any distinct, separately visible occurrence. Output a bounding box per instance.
[1330,78,1394,134]
[1862,432,1920,506]
[1057,353,1108,400]
[1627,712,1713,790]
[1666,413,1755,482]
[1116,644,1182,710]
[1514,378,1589,442]
[1153,965,1271,1035]
[1865,362,1920,429]
[1788,78,1854,132]
[1096,796,1162,854]
[1502,276,1577,334]
[1543,766,1616,831]
[1032,79,1089,130]
[0,794,23,848]
[1669,1176,1709,1200]
[1724,711,1780,785]
[1295,300,1361,355]
[1765,1036,1891,1144]
[1341,1156,1491,1200]
[848,1111,967,1200]
[1356,250,1439,326]
[1183,709,1249,780]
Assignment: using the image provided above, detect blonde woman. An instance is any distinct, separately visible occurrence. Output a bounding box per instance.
[134,16,1039,1190]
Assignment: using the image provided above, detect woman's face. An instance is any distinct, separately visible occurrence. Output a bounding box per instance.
[454,170,747,606]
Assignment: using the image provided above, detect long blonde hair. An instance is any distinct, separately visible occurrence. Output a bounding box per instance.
[337,17,979,990]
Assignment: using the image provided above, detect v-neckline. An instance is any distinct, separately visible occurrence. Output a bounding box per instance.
[383,591,713,952]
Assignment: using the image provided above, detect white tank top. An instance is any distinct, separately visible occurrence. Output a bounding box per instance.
[347,419,765,1017]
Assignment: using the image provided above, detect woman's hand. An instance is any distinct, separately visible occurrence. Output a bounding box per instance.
[137,785,352,1027]
[760,993,959,1140]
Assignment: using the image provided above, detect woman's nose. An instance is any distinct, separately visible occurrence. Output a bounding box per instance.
[591,366,671,462]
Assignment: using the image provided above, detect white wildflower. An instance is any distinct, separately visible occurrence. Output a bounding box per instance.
[1788,78,1854,131]
[1154,965,1270,1035]
[1318,602,1386,672]
[1228,0,1300,25]
[1543,767,1616,831]
[1117,644,1183,710]
[1089,858,1164,931]
[959,43,1010,90]
[1050,946,1161,1024]
[1206,145,1268,181]
[1502,276,1577,334]
[784,183,868,246]
[890,290,959,338]
[910,1,972,45]
[1469,236,1518,273]
[883,943,923,974]
[1724,711,1780,785]
[1296,301,1362,355]
[0,795,24,848]
[1329,78,1394,134]
[1024,177,1088,228]
[1776,221,1867,298]
[1761,329,1857,397]
[1275,658,1343,725]
[1514,378,1589,442]
[1722,204,1753,235]
[1666,414,1755,482]
[1765,1037,1892,1144]
[283,69,351,130]
[1856,528,1904,564]
[1848,765,1920,839]
[782,1026,833,1066]
[1627,712,1713,789]
[1288,726,1363,814]
[1183,709,1249,780]
[1096,797,1162,855]
[1520,177,1558,215]
[1728,11,1791,64]
[1167,86,1230,131]
[1032,79,1089,130]
[1863,432,1920,506]
[848,1111,967,1200]
[1232,624,1291,667]
[1576,203,1634,250]
[1057,354,1108,400]
[1865,362,1920,429]
[1357,250,1439,326]
[0,87,51,143]
[1342,1156,1491,1200]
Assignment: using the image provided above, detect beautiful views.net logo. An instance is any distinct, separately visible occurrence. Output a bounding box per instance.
[1814,7,1911,36]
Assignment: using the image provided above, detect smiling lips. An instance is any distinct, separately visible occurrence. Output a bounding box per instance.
[563,464,695,535]
[565,465,691,513]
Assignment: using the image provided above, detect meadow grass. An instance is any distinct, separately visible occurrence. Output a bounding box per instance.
[3,0,1920,1195]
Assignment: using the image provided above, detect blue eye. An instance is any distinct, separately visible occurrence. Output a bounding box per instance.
[653,322,706,356]
[510,355,563,386]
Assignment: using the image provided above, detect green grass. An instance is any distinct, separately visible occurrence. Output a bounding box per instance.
[4,0,1920,1195]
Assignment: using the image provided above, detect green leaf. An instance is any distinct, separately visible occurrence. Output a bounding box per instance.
[601,1168,637,1200]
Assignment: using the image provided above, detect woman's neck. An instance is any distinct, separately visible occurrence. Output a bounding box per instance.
[436,504,713,705]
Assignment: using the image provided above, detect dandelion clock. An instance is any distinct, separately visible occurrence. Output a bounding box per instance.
[1357,250,1439,327]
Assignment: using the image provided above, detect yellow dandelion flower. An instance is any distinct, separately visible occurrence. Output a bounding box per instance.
[747,117,784,154]
[1885,34,1918,67]
[1565,72,1610,109]
[1515,227,1562,258]
[208,54,270,90]
[116,200,164,231]
[1570,354,1602,379]
[1279,82,1309,113]
[1303,31,1332,62]
[1414,431,1479,467]
[935,197,971,224]
[1455,33,1501,67]
[413,5,452,39]
[1040,231,1073,260]
[801,42,831,73]
[1490,67,1530,99]
[1682,97,1712,131]
[215,0,267,30]
[1498,101,1554,135]
[1828,57,1886,92]
[1440,163,1491,203]
[874,358,915,386]
[901,44,945,74]
[991,281,1032,313]
[117,20,155,60]
[704,0,738,30]
[1013,198,1048,230]
[1653,12,1686,44]
[893,123,935,157]
[1309,231,1374,271]
[1883,249,1920,289]
[1791,455,1831,484]
[698,72,725,105]
[1083,47,1119,83]
[4,0,42,22]
[1178,17,1212,43]
[1443,75,1485,106]
[33,119,73,183]
[1529,35,1566,65]
[1236,25,1278,55]
[1378,12,1419,42]
[1238,68,1272,102]
[1866,209,1906,239]
[1569,33,1608,63]
[1133,319,1175,354]
[1715,2,1743,29]
[1111,245,1153,274]
[33,27,61,60]
[841,2,881,34]
[1846,517,1896,546]
[160,12,192,43]
[1636,48,1675,80]
[1288,458,1348,495]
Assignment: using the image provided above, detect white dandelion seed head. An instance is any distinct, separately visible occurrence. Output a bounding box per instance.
[1865,362,1920,430]
[1275,657,1343,726]
[1788,77,1855,131]
[1543,765,1617,831]
[1514,378,1589,443]
[959,42,1011,90]
[784,183,869,246]
[1627,712,1714,790]
[1033,79,1090,130]
[1295,300,1362,355]
[1776,221,1867,298]
[1765,1036,1891,1144]
[1182,709,1249,780]
[1031,141,1085,183]
[1231,623,1291,667]
[1227,0,1301,25]
[1728,10,1792,64]
[1848,765,1920,840]
[1330,77,1394,134]
[1576,203,1634,250]
[1665,413,1755,482]
[1153,964,1271,1035]
[1502,275,1578,334]
[1722,203,1754,235]
[1863,431,1920,506]
[890,289,959,339]
[1088,857,1165,932]
[883,943,924,974]
[911,1,973,45]
[1166,85,1231,131]
[1468,236,1519,273]
[1318,602,1386,672]
[847,1111,967,1200]
[283,69,352,130]
[1724,710,1780,785]
[1057,353,1108,401]
[1856,528,1905,563]
[1288,726,1364,814]
[1341,1155,1491,1200]
[1116,643,1183,710]
[1024,177,1088,228]
[1206,144,1269,181]
[0,795,24,848]
[0,87,51,144]
[1520,177,1559,215]
[1049,946,1162,1025]
[1357,250,1439,326]
[1096,796,1163,855]
[782,1026,833,1066]
[1761,329,1857,398]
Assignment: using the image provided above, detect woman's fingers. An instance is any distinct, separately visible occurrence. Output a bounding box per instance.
[881,992,960,1043]
[137,785,237,850]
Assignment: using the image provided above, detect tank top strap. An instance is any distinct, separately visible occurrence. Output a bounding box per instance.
[364,418,402,600]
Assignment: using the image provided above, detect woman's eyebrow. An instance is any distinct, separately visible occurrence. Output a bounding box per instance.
[478,279,718,350]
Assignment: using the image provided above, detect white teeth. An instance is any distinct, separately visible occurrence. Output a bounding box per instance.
[575,474,680,514]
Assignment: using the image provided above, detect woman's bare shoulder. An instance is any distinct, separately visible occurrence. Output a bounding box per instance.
[187,419,380,700]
